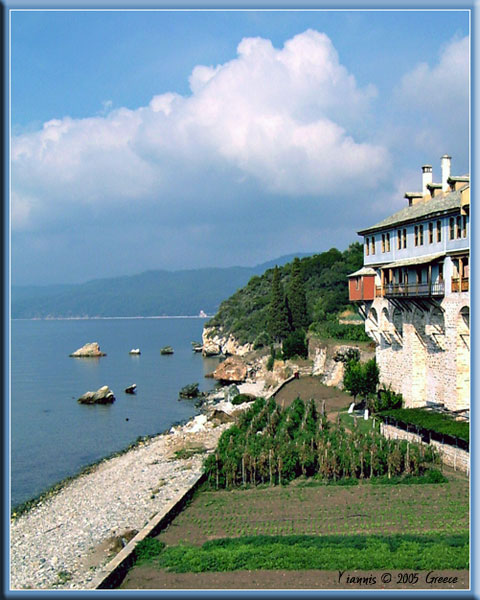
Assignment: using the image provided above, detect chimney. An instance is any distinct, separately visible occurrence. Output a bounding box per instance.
[422,165,432,196]
[441,154,451,191]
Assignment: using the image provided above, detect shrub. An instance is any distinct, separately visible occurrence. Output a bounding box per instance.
[232,394,256,405]
[282,329,308,360]
[369,385,403,413]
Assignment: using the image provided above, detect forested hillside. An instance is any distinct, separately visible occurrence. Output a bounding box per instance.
[206,243,367,346]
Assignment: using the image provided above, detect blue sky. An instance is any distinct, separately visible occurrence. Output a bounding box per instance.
[10,8,470,285]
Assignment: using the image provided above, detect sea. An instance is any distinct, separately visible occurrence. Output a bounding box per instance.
[10,317,222,508]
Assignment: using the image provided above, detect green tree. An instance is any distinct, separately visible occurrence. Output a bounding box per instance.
[287,257,309,330]
[267,266,291,342]
[343,358,379,403]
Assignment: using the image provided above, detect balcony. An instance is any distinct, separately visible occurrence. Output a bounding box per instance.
[381,281,445,298]
[451,277,469,293]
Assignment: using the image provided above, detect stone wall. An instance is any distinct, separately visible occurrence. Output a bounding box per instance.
[380,423,469,474]
[365,295,469,411]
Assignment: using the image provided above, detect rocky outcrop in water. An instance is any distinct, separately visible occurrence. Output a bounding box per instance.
[70,342,106,357]
[78,386,115,405]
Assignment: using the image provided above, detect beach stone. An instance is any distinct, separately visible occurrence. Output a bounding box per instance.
[213,356,247,383]
[69,343,106,358]
[209,409,235,424]
[78,386,115,405]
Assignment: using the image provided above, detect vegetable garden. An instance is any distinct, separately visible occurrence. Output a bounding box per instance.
[203,397,441,488]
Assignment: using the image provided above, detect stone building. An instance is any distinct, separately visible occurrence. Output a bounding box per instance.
[348,155,470,413]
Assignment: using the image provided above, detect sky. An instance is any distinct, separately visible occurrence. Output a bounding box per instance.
[10,8,470,286]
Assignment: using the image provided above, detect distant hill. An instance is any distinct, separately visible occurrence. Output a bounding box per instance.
[11,253,312,319]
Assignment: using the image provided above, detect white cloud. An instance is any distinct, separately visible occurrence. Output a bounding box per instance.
[392,35,469,162]
[12,29,389,232]
[396,36,469,114]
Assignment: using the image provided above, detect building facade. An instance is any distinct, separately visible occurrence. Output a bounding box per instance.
[348,155,470,413]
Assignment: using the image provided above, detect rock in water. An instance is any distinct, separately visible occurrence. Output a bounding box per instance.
[179,383,200,399]
[213,356,247,383]
[125,384,137,394]
[70,342,106,357]
[78,386,115,404]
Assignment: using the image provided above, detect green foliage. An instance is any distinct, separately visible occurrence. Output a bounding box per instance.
[144,533,468,572]
[267,266,291,342]
[135,538,166,563]
[231,394,256,406]
[204,396,438,489]
[287,257,309,331]
[282,329,308,360]
[379,408,469,442]
[370,386,403,413]
[310,319,371,342]
[207,243,364,345]
[343,358,379,402]
[370,469,447,485]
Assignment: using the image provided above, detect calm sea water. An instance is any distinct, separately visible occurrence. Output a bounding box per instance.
[11,317,221,507]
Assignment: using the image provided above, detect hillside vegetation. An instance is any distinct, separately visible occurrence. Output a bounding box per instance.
[207,243,368,346]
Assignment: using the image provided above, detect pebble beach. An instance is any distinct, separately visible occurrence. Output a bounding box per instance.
[10,381,266,590]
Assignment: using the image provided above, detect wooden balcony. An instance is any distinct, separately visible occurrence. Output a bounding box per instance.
[381,281,445,298]
[451,277,469,292]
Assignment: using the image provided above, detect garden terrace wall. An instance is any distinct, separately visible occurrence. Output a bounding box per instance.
[380,423,469,475]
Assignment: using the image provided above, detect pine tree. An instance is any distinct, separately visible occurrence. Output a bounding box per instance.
[287,257,309,331]
[268,266,291,342]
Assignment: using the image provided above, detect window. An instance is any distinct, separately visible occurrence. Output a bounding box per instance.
[381,234,385,253]
[437,220,442,242]
[397,229,402,250]
[403,229,407,248]
[414,226,418,246]
[386,232,390,252]
[462,215,467,238]
[429,222,433,244]
[456,216,462,239]
[438,262,444,281]
[419,224,424,245]
[449,218,455,240]
[355,277,360,290]
[371,236,375,254]
[365,237,369,256]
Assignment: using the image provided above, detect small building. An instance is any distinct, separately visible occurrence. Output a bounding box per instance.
[348,155,470,412]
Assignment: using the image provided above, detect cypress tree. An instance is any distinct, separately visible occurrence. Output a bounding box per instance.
[287,257,308,331]
[268,266,291,343]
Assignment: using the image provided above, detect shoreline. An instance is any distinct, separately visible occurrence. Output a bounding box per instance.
[12,315,212,321]
[10,380,267,591]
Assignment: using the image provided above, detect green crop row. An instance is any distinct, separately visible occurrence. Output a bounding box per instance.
[136,533,468,572]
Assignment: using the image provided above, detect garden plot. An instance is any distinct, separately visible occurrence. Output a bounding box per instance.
[156,478,468,547]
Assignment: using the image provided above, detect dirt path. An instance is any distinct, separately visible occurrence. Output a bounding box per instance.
[121,568,469,590]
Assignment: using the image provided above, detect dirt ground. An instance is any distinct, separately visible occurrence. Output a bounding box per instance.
[121,568,469,590]
[273,376,352,416]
